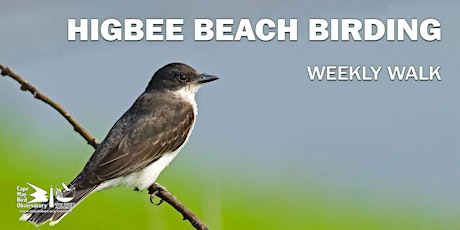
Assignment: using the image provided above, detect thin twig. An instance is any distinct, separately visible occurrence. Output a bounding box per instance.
[149,184,208,230]
[1,63,208,230]
[0,64,98,148]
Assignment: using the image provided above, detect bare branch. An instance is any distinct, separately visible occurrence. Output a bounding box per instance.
[1,63,208,230]
[0,64,98,148]
[149,184,208,230]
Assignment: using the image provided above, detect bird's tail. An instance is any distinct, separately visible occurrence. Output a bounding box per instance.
[19,185,97,226]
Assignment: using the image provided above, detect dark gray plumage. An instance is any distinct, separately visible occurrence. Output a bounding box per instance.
[20,62,218,226]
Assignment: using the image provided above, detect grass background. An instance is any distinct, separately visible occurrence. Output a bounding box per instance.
[1,115,459,230]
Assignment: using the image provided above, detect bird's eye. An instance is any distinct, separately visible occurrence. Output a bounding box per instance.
[177,75,188,82]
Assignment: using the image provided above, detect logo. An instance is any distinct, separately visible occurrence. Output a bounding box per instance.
[17,182,76,213]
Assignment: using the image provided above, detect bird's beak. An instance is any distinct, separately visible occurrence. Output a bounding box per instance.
[197,74,219,84]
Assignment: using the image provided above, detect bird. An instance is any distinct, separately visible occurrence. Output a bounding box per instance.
[19,62,219,226]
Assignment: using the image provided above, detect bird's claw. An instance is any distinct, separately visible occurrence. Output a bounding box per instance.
[148,183,166,205]
[149,192,163,205]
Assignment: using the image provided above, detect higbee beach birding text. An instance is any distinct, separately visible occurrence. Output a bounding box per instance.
[68,17,442,81]
[67,18,441,41]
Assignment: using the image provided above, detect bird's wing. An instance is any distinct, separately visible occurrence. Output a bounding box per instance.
[73,100,195,188]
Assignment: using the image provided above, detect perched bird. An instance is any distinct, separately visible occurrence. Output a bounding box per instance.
[20,62,218,226]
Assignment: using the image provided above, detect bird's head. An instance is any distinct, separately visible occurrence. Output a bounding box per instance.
[146,63,219,93]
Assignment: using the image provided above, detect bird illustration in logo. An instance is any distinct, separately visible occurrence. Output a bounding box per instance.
[55,183,75,203]
[26,183,48,203]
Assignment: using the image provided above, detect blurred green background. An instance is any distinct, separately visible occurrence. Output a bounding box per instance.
[1,104,459,229]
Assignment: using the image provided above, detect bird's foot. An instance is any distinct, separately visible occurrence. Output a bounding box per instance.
[148,183,167,205]
[134,187,141,192]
